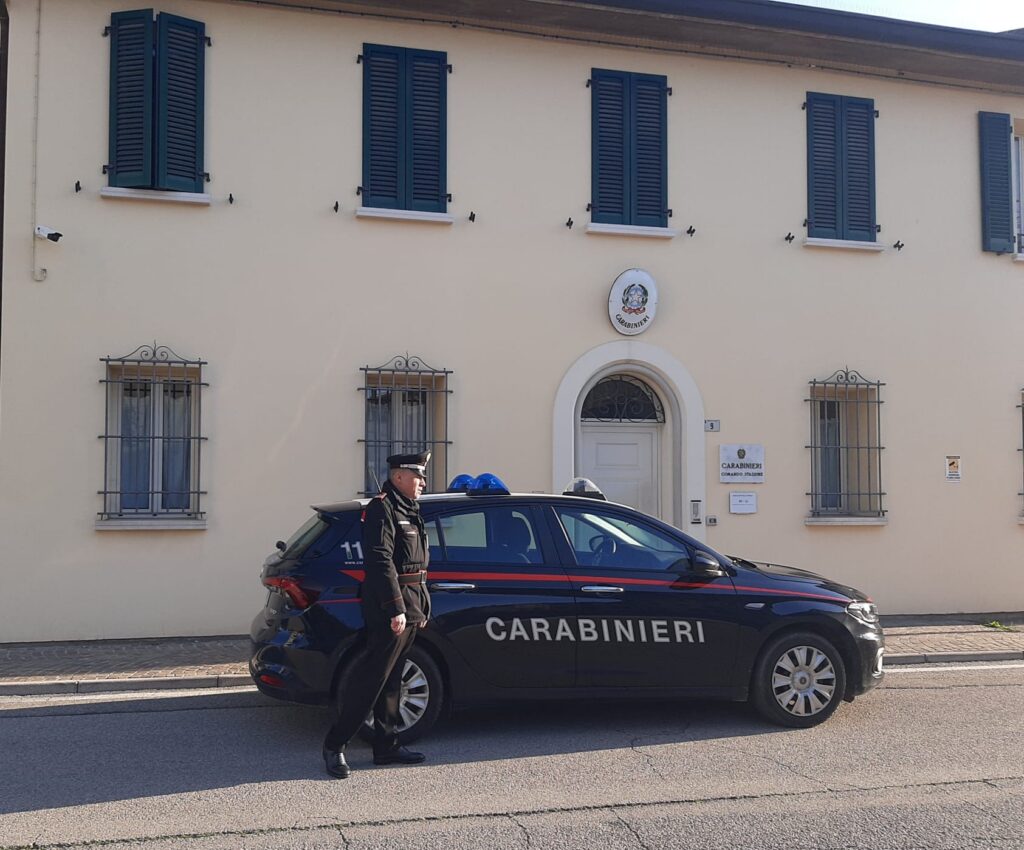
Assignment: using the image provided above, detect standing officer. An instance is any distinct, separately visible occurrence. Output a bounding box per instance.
[322,451,432,778]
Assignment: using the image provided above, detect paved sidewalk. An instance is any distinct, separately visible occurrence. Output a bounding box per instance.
[1,613,1022,696]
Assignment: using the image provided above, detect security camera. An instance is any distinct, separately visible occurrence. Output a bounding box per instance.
[35,226,63,242]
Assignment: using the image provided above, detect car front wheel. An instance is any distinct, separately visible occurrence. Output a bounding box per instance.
[334,644,444,745]
[751,631,847,728]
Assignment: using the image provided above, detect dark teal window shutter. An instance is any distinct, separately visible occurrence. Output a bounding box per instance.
[979,111,1014,254]
[407,49,447,213]
[842,97,876,242]
[631,73,667,228]
[108,10,155,189]
[363,44,447,211]
[806,92,875,241]
[363,44,404,210]
[155,13,206,193]
[592,69,629,225]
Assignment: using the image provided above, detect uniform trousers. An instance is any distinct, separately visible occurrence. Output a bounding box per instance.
[323,622,417,753]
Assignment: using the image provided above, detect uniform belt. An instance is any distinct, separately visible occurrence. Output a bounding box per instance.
[398,571,426,586]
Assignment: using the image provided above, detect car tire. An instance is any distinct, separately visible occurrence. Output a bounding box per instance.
[334,644,444,745]
[751,631,847,728]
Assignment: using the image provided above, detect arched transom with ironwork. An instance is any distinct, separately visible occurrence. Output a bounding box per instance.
[581,375,665,423]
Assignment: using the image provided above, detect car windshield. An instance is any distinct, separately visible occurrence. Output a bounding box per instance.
[281,514,328,558]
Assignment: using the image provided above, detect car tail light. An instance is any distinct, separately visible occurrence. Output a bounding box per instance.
[263,576,319,609]
[259,674,286,688]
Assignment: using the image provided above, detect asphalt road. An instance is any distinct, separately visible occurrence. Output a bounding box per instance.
[0,663,1021,849]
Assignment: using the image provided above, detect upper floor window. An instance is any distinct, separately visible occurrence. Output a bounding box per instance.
[979,111,1018,254]
[590,69,669,228]
[99,344,208,523]
[806,92,876,242]
[806,369,885,518]
[106,10,208,193]
[360,354,451,494]
[361,43,448,213]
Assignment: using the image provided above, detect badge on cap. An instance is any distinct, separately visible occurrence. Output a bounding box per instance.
[387,450,431,476]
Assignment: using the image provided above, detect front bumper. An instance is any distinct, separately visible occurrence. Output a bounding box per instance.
[848,621,885,697]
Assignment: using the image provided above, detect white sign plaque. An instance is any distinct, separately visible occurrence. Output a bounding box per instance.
[720,444,765,483]
[945,455,961,482]
[608,269,658,336]
[730,492,757,514]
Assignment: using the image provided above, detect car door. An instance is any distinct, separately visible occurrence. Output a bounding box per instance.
[545,503,740,690]
[423,502,576,689]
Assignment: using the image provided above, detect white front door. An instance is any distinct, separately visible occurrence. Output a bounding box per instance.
[579,423,660,516]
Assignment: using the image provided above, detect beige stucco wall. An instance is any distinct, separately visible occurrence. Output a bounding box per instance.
[2,0,1023,640]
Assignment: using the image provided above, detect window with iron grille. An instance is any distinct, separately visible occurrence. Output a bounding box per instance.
[806,369,885,518]
[360,354,451,495]
[1018,390,1024,513]
[99,344,208,522]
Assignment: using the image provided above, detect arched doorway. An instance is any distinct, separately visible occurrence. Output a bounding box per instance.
[578,375,665,516]
[552,341,706,537]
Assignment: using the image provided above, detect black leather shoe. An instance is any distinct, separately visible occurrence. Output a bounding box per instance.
[373,746,426,766]
[323,747,351,779]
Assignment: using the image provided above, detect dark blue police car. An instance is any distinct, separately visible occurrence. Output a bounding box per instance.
[250,476,884,741]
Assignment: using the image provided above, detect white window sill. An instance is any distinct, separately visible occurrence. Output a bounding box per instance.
[355,207,453,224]
[805,516,888,526]
[1012,254,1024,263]
[100,187,212,205]
[803,237,884,252]
[96,519,207,531]
[586,223,680,239]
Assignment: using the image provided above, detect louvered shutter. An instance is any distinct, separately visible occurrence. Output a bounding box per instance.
[979,111,1014,254]
[592,69,629,225]
[407,49,447,213]
[108,10,154,189]
[363,44,404,210]
[631,74,667,228]
[806,92,841,239]
[841,97,876,242]
[155,13,205,193]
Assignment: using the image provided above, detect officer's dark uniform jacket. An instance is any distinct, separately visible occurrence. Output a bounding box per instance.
[361,481,430,626]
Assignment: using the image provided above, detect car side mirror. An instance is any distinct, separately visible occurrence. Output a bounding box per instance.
[691,551,724,576]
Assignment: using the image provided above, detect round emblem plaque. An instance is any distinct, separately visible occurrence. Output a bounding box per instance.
[608,269,658,336]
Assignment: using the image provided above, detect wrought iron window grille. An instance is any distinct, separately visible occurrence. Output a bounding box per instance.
[98,343,208,521]
[359,353,452,496]
[805,368,886,518]
[581,375,665,423]
[1018,391,1023,512]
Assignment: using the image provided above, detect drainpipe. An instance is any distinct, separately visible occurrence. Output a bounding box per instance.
[0,1,9,386]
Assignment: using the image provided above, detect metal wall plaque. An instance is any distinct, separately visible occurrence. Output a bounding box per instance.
[608,269,658,336]
[720,444,765,483]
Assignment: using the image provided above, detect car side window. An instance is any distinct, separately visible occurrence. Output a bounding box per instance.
[554,507,690,571]
[436,507,542,565]
[425,519,443,563]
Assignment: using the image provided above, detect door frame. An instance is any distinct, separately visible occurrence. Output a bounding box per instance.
[552,341,706,539]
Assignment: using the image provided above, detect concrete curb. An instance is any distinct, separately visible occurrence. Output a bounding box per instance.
[0,673,255,697]
[1,652,1022,697]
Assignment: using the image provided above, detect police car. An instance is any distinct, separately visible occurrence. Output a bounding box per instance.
[250,475,884,741]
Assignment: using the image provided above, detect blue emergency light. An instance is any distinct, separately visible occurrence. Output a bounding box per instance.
[446,473,511,496]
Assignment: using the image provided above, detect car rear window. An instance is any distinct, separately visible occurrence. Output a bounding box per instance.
[281,514,329,558]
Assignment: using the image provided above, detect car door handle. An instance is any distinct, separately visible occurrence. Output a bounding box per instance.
[580,585,624,594]
[429,582,476,592]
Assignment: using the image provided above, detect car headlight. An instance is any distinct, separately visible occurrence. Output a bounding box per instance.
[847,601,878,626]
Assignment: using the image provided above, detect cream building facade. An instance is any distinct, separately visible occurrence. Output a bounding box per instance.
[1,0,1023,642]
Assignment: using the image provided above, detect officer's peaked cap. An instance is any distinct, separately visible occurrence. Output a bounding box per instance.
[388,451,431,476]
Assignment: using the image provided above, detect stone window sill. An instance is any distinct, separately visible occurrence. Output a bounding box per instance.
[805,516,888,526]
[586,223,679,239]
[803,237,884,252]
[96,519,208,531]
[100,187,212,205]
[1012,254,1024,263]
[355,207,453,224]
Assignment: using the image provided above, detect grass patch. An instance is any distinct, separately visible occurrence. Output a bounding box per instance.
[981,620,1017,632]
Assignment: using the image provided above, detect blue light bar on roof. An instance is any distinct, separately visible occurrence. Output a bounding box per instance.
[447,473,511,495]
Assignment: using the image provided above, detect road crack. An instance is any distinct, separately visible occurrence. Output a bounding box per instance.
[629,736,669,782]
[506,813,532,849]
[710,741,853,793]
[613,811,653,850]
